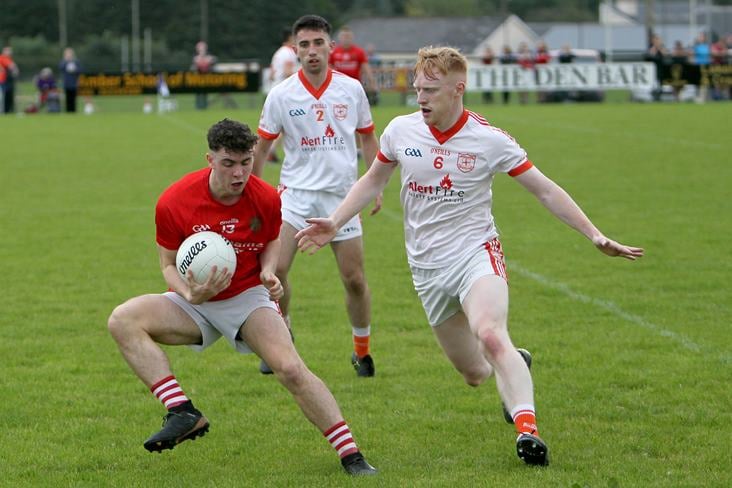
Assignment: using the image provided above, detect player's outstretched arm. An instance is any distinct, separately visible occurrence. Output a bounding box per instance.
[296,159,396,254]
[360,131,383,215]
[513,166,644,261]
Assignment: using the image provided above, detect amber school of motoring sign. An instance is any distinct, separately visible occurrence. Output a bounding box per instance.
[467,62,656,91]
[78,70,260,96]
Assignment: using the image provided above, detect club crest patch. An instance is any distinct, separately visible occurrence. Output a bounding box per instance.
[333,104,348,120]
[457,153,476,173]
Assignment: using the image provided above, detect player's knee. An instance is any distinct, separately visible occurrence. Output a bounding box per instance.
[342,272,368,297]
[107,301,145,340]
[107,303,133,339]
[478,325,509,359]
[273,359,307,389]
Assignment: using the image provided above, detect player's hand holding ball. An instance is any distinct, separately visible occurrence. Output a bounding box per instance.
[184,265,233,304]
[176,231,237,303]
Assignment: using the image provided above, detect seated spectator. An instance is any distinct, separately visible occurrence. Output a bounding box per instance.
[26,67,60,113]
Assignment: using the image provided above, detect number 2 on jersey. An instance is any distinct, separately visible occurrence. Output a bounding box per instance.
[316,109,324,121]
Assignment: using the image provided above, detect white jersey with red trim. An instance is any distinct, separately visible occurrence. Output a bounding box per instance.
[378,109,533,269]
[258,69,375,195]
[270,45,298,85]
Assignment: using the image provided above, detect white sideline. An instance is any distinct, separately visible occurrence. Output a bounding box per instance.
[509,263,730,365]
[375,208,730,363]
[509,262,701,352]
[158,114,728,364]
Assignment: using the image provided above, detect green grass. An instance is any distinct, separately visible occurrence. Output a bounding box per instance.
[1,100,730,486]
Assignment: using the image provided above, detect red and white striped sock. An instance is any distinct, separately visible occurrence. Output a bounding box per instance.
[323,421,359,459]
[151,375,189,410]
[511,404,539,436]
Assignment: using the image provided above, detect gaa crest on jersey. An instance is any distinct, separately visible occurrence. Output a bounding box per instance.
[333,104,348,121]
[457,153,476,173]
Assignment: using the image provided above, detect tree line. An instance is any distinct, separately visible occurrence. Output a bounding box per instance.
[11,0,709,79]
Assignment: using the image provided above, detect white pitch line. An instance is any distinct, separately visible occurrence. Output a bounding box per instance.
[153,117,728,364]
[157,113,206,134]
[509,262,704,352]
[376,208,725,360]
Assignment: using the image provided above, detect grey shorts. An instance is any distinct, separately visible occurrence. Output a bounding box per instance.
[410,239,507,327]
[280,187,362,242]
[163,285,279,354]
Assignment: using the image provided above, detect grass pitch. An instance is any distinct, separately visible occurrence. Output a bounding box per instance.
[1,99,730,486]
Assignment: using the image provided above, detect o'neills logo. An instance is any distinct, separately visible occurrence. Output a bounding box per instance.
[178,240,207,275]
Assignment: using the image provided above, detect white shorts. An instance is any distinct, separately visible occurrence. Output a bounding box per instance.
[280,187,362,242]
[163,285,279,354]
[409,239,508,327]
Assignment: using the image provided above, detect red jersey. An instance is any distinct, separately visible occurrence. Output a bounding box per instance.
[156,168,281,300]
[329,44,368,80]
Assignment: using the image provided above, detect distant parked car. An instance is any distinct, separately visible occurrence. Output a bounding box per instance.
[542,48,605,103]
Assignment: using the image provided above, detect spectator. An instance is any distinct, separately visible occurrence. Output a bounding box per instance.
[516,42,534,104]
[645,34,668,101]
[670,40,689,101]
[329,26,376,94]
[364,43,382,106]
[710,36,728,100]
[25,67,58,114]
[534,41,551,64]
[533,41,551,102]
[0,46,20,113]
[693,32,711,102]
[365,43,382,69]
[499,45,515,104]
[480,46,495,103]
[558,44,575,64]
[710,36,727,65]
[671,40,689,64]
[191,41,216,110]
[555,44,575,102]
[58,47,82,113]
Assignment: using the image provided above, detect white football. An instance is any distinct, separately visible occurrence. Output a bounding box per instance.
[176,231,237,284]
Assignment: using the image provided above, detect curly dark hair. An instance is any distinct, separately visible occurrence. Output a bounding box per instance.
[207,119,258,153]
[292,14,331,38]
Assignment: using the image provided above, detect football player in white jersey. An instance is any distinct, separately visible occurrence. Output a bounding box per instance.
[295,46,644,467]
[253,15,381,378]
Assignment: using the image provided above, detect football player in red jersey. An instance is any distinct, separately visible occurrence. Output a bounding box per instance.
[108,118,376,475]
